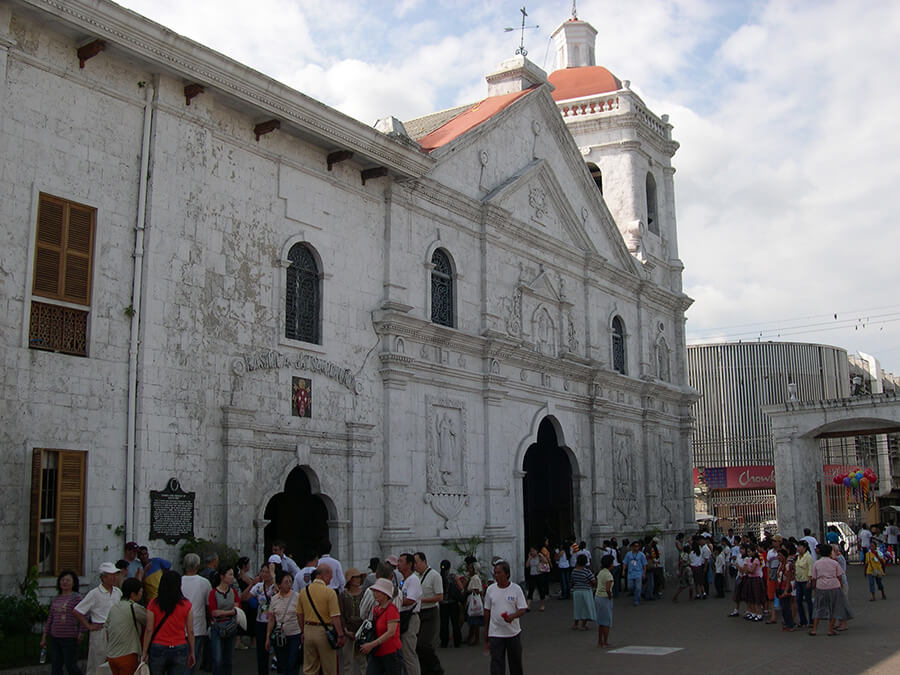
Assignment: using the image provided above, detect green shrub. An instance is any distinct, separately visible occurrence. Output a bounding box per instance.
[179,537,240,572]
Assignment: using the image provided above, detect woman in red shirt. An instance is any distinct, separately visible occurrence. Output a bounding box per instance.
[142,570,195,674]
[359,578,402,674]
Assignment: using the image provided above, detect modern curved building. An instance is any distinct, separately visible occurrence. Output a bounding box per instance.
[687,342,850,532]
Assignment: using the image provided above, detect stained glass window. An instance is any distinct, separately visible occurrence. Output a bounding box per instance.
[612,316,626,375]
[431,249,454,328]
[285,243,320,343]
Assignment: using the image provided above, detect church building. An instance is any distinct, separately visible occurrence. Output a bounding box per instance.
[0,0,695,591]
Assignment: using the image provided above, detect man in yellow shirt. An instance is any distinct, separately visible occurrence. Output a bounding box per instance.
[297,564,345,675]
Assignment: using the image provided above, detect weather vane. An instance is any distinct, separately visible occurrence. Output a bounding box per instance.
[504,6,539,57]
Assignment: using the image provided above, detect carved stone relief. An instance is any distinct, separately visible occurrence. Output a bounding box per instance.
[426,396,468,496]
[613,430,639,522]
[529,185,547,221]
[532,306,557,357]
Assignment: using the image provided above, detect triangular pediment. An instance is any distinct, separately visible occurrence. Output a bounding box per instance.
[483,158,595,253]
[422,86,640,275]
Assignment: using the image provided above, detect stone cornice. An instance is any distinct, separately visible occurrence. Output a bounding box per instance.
[18,0,433,177]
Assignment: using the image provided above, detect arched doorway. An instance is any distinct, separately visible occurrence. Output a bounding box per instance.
[522,418,574,550]
[264,467,330,562]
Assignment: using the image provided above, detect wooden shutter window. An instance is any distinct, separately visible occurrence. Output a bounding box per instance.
[32,194,95,305]
[28,449,43,572]
[55,451,86,576]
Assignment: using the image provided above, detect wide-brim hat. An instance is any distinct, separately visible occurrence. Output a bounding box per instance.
[345,568,364,583]
[99,562,118,575]
[371,578,394,597]
[386,554,400,566]
[235,607,247,631]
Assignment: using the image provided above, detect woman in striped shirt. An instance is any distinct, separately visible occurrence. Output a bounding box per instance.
[570,554,596,631]
[40,570,84,675]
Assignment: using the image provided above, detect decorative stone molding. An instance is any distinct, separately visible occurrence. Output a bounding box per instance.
[232,349,361,394]
[424,492,469,533]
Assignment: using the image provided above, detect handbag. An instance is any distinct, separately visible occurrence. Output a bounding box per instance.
[398,609,412,634]
[355,617,377,646]
[213,588,239,638]
[305,586,340,649]
[272,592,293,648]
[466,592,483,617]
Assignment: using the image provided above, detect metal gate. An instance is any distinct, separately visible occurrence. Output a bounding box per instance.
[709,488,778,538]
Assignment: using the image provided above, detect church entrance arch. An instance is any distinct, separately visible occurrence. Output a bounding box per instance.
[522,417,575,551]
[264,466,331,561]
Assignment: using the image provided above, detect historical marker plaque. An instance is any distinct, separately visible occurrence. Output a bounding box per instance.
[149,478,195,544]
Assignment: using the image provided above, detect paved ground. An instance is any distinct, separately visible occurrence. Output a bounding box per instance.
[227,564,898,675]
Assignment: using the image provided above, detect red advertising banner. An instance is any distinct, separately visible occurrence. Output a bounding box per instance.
[693,465,775,490]
[694,464,858,490]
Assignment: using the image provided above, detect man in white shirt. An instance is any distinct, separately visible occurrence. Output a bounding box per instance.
[74,562,123,675]
[483,559,527,675]
[271,541,301,578]
[318,540,345,591]
[801,528,819,560]
[292,552,319,593]
[885,522,899,557]
[414,552,444,675]
[181,553,212,673]
[398,553,423,675]
[857,524,872,563]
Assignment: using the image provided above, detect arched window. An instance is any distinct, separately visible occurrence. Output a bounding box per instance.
[646,172,659,235]
[285,243,320,343]
[587,162,603,194]
[611,316,626,375]
[431,248,454,328]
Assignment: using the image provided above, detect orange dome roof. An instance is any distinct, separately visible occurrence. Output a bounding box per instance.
[548,66,622,101]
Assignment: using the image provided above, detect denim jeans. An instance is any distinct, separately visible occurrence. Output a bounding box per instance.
[148,643,188,675]
[641,571,655,600]
[49,636,83,675]
[795,581,811,625]
[627,577,642,605]
[780,594,794,628]
[274,634,301,675]
[559,568,571,598]
[209,628,236,675]
[868,574,885,594]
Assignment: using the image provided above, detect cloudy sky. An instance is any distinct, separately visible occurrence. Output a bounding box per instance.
[117,0,900,374]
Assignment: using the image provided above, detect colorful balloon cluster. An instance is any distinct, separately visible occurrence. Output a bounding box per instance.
[831,467,878,505]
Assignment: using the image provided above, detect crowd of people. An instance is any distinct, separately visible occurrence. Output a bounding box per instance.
[38,524,893,675]
[38,539,531,675]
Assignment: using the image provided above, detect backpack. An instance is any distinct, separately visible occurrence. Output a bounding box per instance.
[446,573,464,603]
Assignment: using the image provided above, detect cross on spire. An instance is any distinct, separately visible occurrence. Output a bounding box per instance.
[504,6,540,57]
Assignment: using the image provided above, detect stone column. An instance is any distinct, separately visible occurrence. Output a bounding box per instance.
[773,429,822,535]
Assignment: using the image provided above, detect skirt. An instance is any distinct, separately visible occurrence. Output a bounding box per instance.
[594,596,613,627]
[572,589,597,622]
[691,566,704,585]
[741,577,765,605]
[678,568,692,588]
[814,587,851,620]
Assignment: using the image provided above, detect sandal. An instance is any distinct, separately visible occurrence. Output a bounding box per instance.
[807,631,816,636]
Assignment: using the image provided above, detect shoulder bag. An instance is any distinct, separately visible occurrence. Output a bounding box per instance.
[305,586,340,649]
[271,592,293,647]
[213,588,239,638]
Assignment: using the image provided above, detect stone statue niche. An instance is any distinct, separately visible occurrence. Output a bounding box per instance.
[425,397,468,495]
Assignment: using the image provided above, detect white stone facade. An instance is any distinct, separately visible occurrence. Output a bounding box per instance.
[0,0,696,592]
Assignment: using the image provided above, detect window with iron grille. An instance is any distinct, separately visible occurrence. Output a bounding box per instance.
[29,194,95,356]
[285,243,321,343]
[430,249,454,328]
[611,316,626,375]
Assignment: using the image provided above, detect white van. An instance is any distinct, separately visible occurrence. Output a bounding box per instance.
[827,521,858,557]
